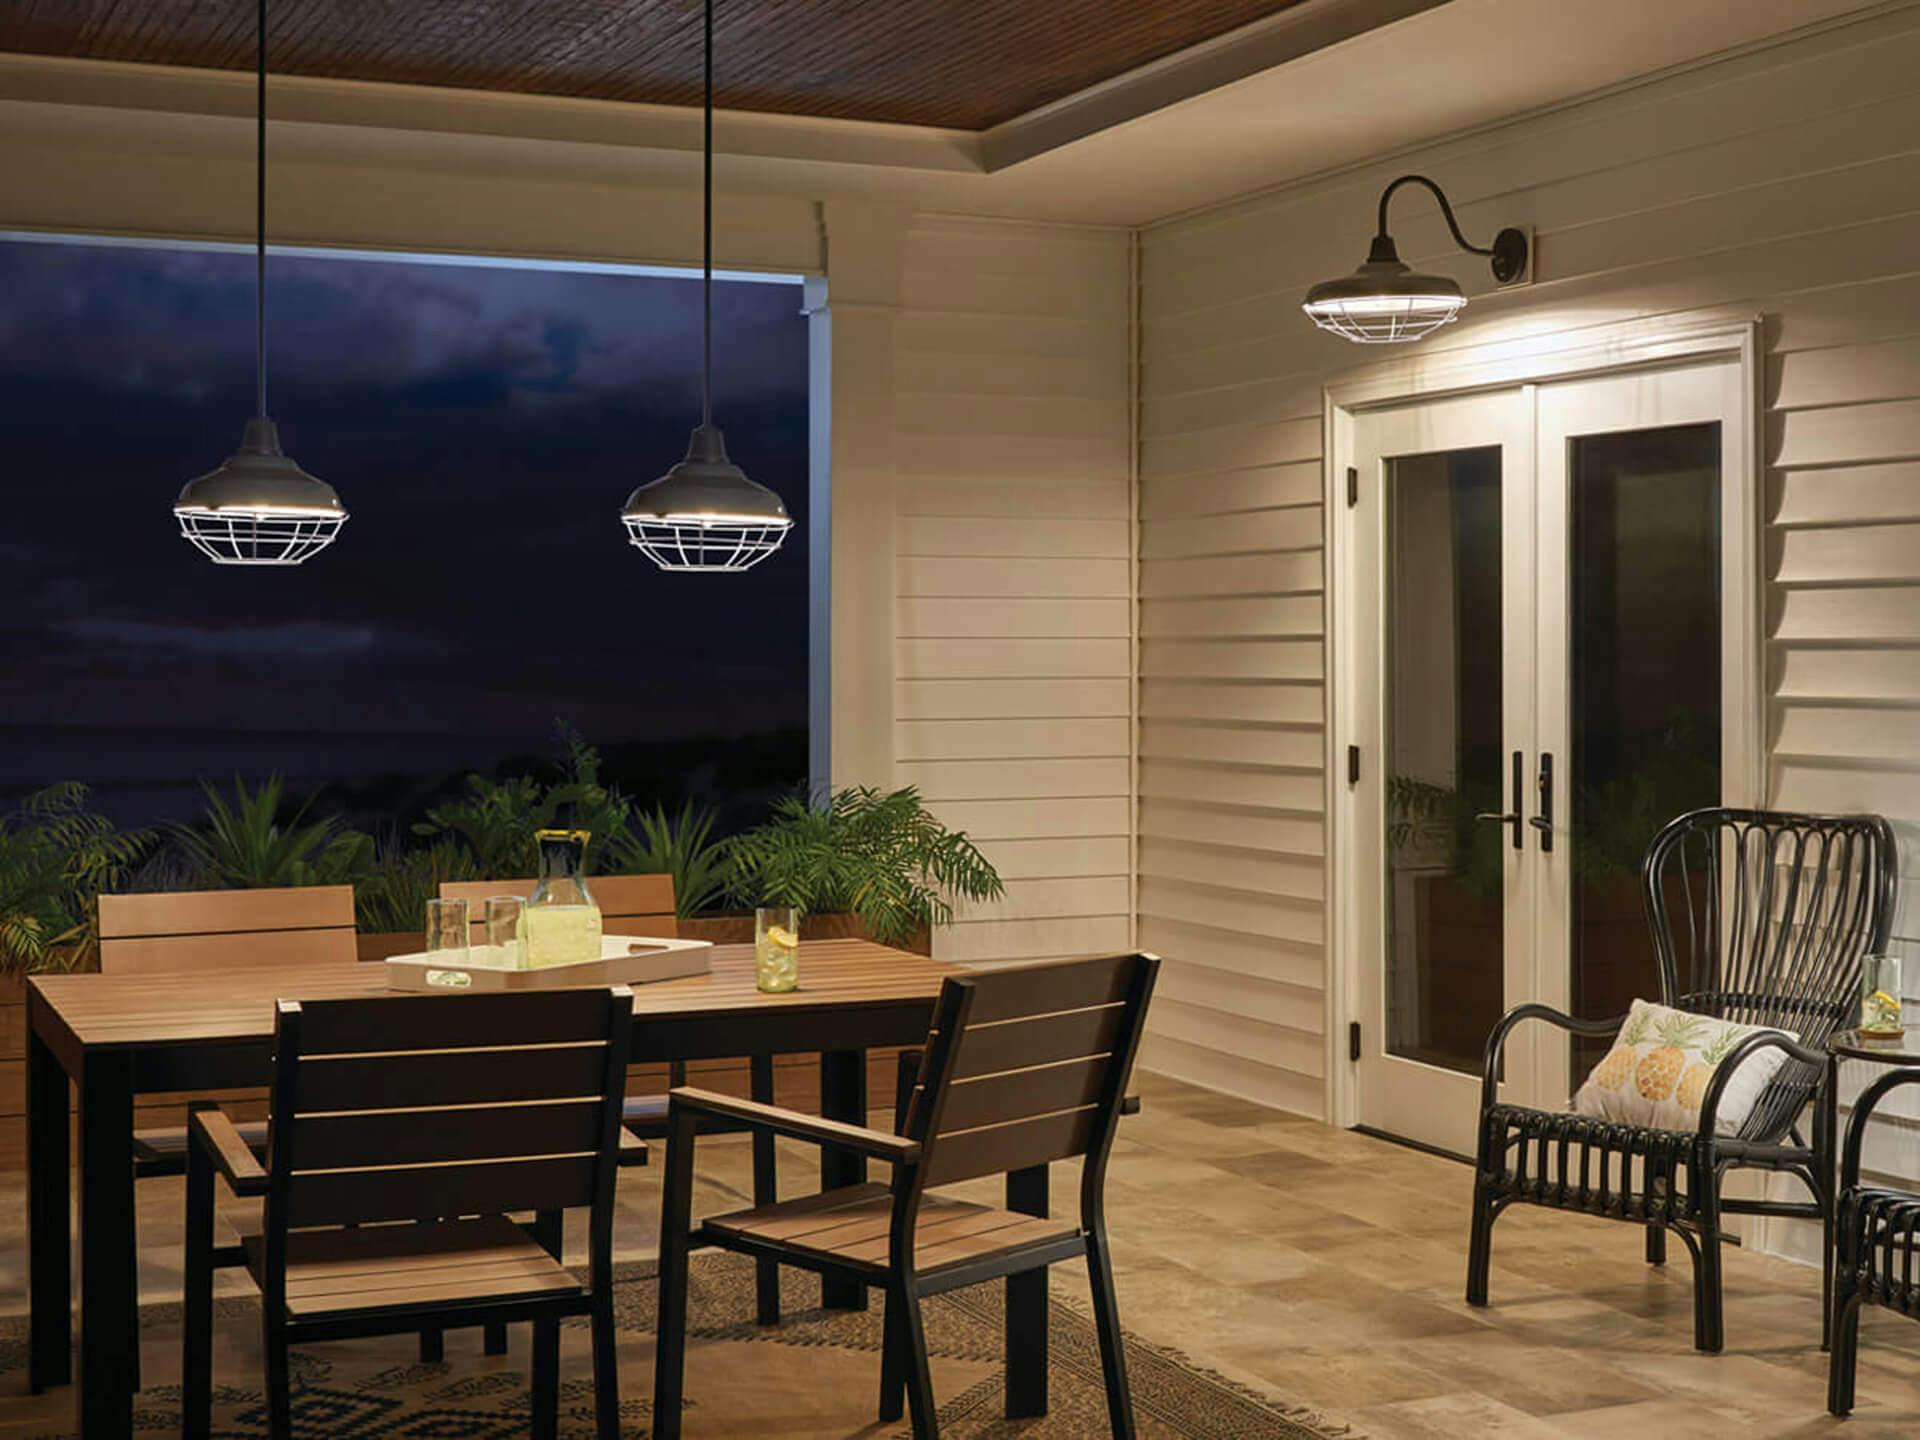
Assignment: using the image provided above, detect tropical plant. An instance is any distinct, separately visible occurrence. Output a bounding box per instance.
[414,725,631,877]
[355,836,477,935]
[723,786,1004,947]
[175,774,373,890]
[604,800,728,917]
[0,783,149,975]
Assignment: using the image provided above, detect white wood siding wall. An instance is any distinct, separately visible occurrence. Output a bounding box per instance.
[892,217,1136,964]
[1136,4,1920,1125]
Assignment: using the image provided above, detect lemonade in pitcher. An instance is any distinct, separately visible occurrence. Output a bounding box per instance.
[524,828,603,968]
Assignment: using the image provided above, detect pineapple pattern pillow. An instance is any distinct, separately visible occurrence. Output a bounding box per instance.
[1571,999,1793,1137]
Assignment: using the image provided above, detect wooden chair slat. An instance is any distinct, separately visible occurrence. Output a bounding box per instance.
[958,953,1134,1024]
[296,1045,610,1112]
[102,927,357,976]
[922,1105,1101,1187]
[936,1055,1110,1135]
[947,1002,1126,1080]
[287,1099,605,1171]
[292,989,613,1055]
[286,1154,600,1228]
[100,885,356,939]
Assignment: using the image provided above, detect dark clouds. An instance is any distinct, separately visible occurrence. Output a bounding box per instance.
[0,239,810,824]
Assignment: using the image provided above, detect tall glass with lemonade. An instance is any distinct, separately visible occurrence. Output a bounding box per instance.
[524,829,602,969]
[756,906,800,993]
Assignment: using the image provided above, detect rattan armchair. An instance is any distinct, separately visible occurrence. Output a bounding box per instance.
[1467,808,1896,1353]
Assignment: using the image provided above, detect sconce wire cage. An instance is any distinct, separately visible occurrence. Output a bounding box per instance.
[621,516,789,572]
[177,509,349,566]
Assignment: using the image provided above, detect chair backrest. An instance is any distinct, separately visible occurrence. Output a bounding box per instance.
[903,953,1158,1192]
[98,885,358,975]
[263,986,633,1238]
[439,873,678,939]
[1644,807,1896,1138]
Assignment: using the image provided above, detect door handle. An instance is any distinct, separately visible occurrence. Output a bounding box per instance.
[1531,752,1554,852]
[1472,751,1524,851]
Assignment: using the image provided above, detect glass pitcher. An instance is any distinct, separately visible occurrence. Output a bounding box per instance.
[523,828,603,969]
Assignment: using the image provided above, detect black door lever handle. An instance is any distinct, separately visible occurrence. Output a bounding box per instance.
[1532,752,1554,853]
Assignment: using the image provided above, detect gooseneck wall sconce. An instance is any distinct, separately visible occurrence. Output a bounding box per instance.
[1303,174,1530,344]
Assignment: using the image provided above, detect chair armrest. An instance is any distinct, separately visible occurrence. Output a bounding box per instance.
[1481,1003,1625,1114]
[1841,1067,1920,1191]
[189,1106,268,1197]
[618,1128,649,1168]
[1696,1030,1830,1144]
[668,1087,921,1164]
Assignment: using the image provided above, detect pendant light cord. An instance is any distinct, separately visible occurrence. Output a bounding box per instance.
[701,0,713,430]
[255,0,268,421]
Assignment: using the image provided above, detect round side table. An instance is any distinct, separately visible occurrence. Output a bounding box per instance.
[1821,1026,1920,1349]
[1829,1025,1920,1066]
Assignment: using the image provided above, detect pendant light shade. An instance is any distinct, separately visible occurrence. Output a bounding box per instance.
[1304,174,1528,344]
[175,0,346,565]
[621,422,791,572]
[621,0,791,573]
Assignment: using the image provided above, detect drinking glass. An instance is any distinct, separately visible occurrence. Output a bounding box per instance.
[755,906,800,993]
[424,898,469,961]
[1861,953,1904,1037]
[485,896,526,970]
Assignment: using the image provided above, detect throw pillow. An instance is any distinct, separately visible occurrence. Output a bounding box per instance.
[1571,998,1792,1137]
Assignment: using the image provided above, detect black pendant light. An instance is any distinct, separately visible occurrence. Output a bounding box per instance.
[621,0,792,572]
[173,0,346,566]
[1303,174,1529,344]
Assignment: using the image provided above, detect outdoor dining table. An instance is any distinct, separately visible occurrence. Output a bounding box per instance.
[25,937,1061,1438]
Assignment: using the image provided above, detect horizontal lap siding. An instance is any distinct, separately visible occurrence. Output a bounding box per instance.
[895,218,1134,965]
[1137,5,1920,1128]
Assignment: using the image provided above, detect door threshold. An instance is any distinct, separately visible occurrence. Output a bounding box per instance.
[1350,1124,1471,1166]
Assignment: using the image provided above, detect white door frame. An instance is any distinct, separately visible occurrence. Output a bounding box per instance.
[1323,316,1764,1133]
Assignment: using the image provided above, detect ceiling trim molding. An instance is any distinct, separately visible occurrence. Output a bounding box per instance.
[979,0,1449,171]
[0,50,985,176]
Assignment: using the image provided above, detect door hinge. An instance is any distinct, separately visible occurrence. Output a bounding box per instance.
[1347,744,1360,785]
[1349,1021,1362,1063]
[1346,465,1358,508]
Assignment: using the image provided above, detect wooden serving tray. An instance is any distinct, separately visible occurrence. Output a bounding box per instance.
[384,935,712,992]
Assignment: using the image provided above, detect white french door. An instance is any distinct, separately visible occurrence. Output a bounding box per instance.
[1344,356,1750,1156]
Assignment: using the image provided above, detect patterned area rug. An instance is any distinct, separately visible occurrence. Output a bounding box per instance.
[0,1253,1354,1438]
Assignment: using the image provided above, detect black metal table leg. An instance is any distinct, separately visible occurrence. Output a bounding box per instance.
[750,1054,780,1324]
[77,1048,136,1439]
[819,1048,868,1311]
[27,998,71,1393]
[1005,1163,1049,1418]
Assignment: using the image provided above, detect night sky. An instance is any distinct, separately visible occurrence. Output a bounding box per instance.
[0,239,810,829]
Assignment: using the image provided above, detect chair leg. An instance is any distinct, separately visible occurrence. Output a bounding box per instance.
[1645,1223,1667,1266]
[1818,1181,1835,1355]
[484,1323,509,1356]
[751,1053,781,1327]
[263,1315,293,1440]
[1085,1228,1136,1440]
[182,1135,215,1439]
[652,1111,699,1440]
[1465,1173,1495,1307]
[893,1276,939,1440]
[591,1290,621,1440]
[531,1317,560,1440]
[878,1285,907,1423]
[418,1327,445,1363]
[1828,1291,1863,1416]
[1692,1188,1726,1354]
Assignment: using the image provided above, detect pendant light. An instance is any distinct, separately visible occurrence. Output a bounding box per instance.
[1303,174,1529,344]
[621,0,792,573]
[173,0,346,565]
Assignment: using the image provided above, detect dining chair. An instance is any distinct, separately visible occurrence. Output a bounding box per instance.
[445,872,785,1325]
[652,951,1160,1440]
[99,884,359,1177]
[182,985,641,1440]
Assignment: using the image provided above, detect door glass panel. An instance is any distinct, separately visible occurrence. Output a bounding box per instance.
[1384,446,1504,1074]
[1568,423,1721,1071]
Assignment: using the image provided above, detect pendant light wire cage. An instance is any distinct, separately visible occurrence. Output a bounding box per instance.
[172,0,347,565]
[619,0,792,573]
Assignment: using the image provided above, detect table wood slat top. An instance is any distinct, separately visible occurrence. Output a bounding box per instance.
[30,939,956,1050]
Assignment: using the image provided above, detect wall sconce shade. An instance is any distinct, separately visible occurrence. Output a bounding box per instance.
[1304,175,1528,345]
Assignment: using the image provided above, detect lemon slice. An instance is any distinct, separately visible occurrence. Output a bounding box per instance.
[766,925,800,949]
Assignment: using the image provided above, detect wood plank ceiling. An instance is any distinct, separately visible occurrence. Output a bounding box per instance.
[0,0,1311,131]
